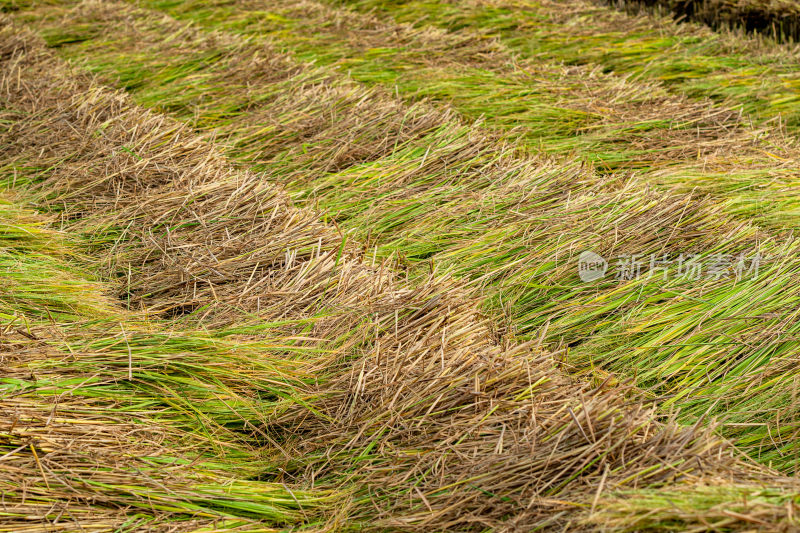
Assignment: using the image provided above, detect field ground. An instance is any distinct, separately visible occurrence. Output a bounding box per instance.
[3,0,800,531]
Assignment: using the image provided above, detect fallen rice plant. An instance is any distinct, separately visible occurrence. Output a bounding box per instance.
[111,0,800,229]
[3,17,800,531]
[328,0,800,131]
[606,0,800,43]
[0,203,343,530]
[10,0,800,472]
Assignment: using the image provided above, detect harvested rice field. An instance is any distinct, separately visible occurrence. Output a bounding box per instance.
[4,0,800,530]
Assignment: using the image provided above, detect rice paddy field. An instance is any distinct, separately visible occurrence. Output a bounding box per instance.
[5,0,800,530]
